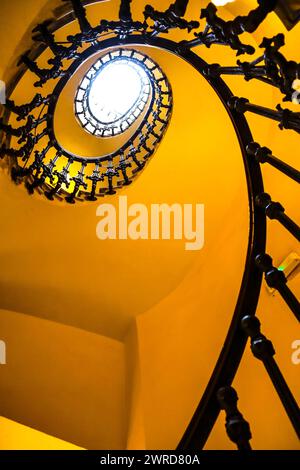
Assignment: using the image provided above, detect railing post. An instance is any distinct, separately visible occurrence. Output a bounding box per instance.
[256,193,300,241]
[217,386,252,450]
[255,254,300,322]
[241,315,300,439]
[246,142,300,184]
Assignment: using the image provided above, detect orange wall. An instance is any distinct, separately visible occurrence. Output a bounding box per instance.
[0,417,82,450]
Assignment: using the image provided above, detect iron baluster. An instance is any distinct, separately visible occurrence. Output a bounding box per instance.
[241,315,300,439]
[116,153,132,186]
[256,193,300,241]
[32,21,80,64]
[246,142,300,184]
[86,163,104,201]
[4,94,49,121]
[256,254,300,322]
[18,53,64,88]
[103,160,119,195]
[144,2,199,36]
[228,97,300,134]
[45,158,73,200]
[217,386,252,451]
[65,162,88,203]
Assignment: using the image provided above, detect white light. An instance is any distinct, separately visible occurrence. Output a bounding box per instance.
[88,59,147,124]
[75,51,153,137]
[212,0,235,6]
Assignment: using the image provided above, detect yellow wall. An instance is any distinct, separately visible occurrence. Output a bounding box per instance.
[0,417,82,450]
[0,309,126,449]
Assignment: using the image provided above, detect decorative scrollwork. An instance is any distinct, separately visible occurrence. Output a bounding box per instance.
[1,42,172,203]
[192,1,277,56]
[100,0,145,40]
[5,94,50,121]
[144,1,199,37]
[17,53,64,88]
[32,20,80,63]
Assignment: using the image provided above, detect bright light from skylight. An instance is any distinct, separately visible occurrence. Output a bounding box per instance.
[88,60,146,124]
[75,51,152,138]
[212,0,235,6]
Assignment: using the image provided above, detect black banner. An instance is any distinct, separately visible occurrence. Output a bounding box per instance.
[0,451,298,468]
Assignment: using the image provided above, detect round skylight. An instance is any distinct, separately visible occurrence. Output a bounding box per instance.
[75,50,151,137]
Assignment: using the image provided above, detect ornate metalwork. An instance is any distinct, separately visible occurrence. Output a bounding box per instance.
[232,34,300,101]
[178,1,277,55]
[1,44,172,202]
[4,94,50,121]
[144,1,199,36]
[204,32,300,103]
[17,53,64,88]
[32,21,80,63]
[100,0,145,39]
